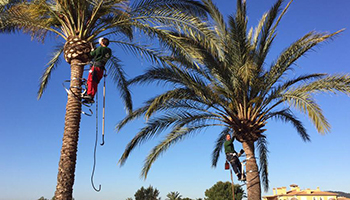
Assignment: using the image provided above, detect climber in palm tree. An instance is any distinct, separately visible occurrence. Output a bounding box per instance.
[224,134,245,181]
[1,1,211,199]
[83,37,112,103]
[116,1,350,200]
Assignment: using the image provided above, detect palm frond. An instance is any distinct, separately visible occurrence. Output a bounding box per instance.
[126,9,221,63]
[106,55,132,113]
[295,74,350,95]
[202,0,227,40]
[119,110,219,166]
[37,45,64,99]
[262,73,326,108]
[268,109,310,141]
[282,91,330,134]
[115,101,153,131]
[255,0,283,68]
[256,135,269,192]
[211,127,230,167]
[131,0,208,19]
[1,1,65,40]
[112,40,168,66]
[141,124,212,179]
[265,30,343,90]
[119,115,179,166]
[143,88,196,119]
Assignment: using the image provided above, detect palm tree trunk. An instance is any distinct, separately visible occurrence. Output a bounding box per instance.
[242,141,261,200]
[54,59,84,200]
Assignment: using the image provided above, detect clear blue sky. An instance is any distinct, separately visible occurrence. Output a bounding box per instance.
[1,0,349,200]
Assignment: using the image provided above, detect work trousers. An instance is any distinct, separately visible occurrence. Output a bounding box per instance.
[226,153,244,179]
[87,66,104,98]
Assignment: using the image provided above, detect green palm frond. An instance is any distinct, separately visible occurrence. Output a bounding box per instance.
[129,65,213,104]
[112,40,168,66]
[143,88,197,119]
[265,30,343,90]
[37,45,64,99]
[119,115,180,166]
[141,124,212,179]
[116,102,152,131]
[268,109,310,141]
[131,0,208,19]
[255,0,283,68]
[126,20,219,67]
[129,65,188,86]
[96,10,133,41]
[119,111,219,166]
[294,74,350,95]
[262,73,326,108]
[283,91,330,134]
[202,0,227,40]
[256,135,269,192]
[1,0,66,40]
[211,127,230,167]
[106,55,132,113]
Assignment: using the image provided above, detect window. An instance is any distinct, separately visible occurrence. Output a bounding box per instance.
[320,197,324,200]
[313,197,317,200]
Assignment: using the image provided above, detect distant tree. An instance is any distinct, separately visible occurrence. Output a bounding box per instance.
[328,191,350,198]
[38,197,49,200]
[134,185,161,200]
[204,181,245,200]
[126,198,133,200]
[182,198,192,200]
[166,191,182,200]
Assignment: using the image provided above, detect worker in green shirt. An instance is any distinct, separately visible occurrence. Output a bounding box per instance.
[224,134,246,181]
[82,37,112,103]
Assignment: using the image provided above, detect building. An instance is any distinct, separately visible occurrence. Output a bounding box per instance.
[338,197,350,200]
[263,184,338,200]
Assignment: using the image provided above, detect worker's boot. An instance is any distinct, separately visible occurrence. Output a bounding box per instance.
[82,94,94,103]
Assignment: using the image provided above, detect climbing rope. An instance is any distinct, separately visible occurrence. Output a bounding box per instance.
[100,72,107,146]
[91,91,101,192]
[90,71,107,191]
[62,65,107,192]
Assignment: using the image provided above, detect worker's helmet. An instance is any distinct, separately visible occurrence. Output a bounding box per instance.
[99,37,104,44]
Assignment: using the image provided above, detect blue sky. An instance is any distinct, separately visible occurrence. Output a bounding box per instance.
[0,0,349,200]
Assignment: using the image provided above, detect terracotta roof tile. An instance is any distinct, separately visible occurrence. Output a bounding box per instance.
[278,191,338,196]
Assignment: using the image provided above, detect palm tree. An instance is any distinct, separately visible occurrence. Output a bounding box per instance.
[166,191,182,200]
[0,0,210,199]
[116,0,350,200]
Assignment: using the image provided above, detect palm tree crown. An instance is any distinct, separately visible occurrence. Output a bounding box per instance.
[1,0,210,108]
[116,0,350,200]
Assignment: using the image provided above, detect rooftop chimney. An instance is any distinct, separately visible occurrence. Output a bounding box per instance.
[290,184,300,192]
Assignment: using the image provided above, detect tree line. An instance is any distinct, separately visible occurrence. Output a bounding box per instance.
[38,181,245,200]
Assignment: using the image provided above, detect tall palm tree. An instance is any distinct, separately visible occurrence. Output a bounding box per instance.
[116,0,350,200]
[0,0,211,199]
